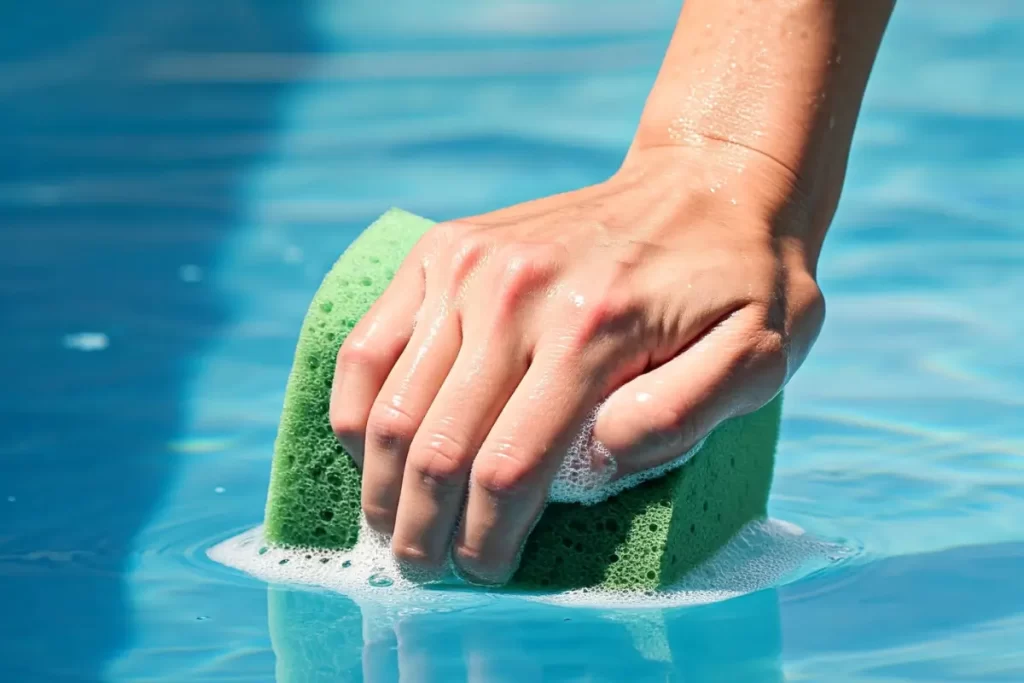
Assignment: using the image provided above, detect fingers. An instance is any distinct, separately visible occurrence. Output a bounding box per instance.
[358,298,462,534]
[330,254,426,468]
[592,305,787,478]
[453,345,598,584]
[391,331,529,572]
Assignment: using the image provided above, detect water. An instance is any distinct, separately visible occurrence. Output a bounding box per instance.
[1,0,1022,680]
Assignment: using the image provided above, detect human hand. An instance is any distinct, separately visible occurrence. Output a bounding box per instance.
[329,145,826,584]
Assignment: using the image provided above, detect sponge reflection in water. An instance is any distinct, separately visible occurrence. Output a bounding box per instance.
[267,585,784,682]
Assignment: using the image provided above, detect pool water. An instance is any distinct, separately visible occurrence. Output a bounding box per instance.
[2,0,1023,680]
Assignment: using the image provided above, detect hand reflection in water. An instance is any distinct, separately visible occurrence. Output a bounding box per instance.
[266,586,785,682]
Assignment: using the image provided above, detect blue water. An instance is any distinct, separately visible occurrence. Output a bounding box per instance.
[2,0,1022,680]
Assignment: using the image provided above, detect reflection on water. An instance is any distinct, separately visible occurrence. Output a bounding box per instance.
[267,585,785,682]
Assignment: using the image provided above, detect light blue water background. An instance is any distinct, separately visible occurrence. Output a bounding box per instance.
[1,0,1022,680]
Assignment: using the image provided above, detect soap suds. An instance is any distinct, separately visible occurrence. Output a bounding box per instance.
[546,403,706,505]
[209,515,850,611]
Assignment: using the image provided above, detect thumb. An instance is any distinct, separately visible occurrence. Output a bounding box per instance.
[592,309,785,479]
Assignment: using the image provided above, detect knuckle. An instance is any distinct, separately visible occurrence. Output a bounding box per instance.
[487,244,560,320]
[452,541,517,585]
[361,502,396,534]
[408,431,471,491]
[421,221,473,273]
[366,401,419,452]
[795,273,827,330]
[571,286,641,348]
[646,401,691,437]
[452,543,495,576]
[643,399,704,451]
[329,404,363,443]
[436,220,474,245]
[337,339,385,370]
[471,442,539,498]
[392,541,433,568]
[731,326,789,408]
[447,233,491,289]
[751,326,786,359]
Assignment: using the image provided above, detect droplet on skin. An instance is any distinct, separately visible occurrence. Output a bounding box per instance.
[635,392,653,404]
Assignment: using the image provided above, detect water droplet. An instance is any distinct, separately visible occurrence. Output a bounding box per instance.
[258,546,268,555]
[196,615,210,621]
[368,572,393,588]
[214,486,225,494]
[342,560,352,568]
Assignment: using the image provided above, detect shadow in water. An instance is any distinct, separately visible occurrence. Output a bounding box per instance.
[0,3,321,681]
[266,587,785,682]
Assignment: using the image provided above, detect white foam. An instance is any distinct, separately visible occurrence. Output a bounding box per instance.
[546,403,705,505]
[208,516,850,611]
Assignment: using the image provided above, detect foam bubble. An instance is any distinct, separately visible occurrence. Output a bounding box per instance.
[546,403,705,505]
[209,515,851,611]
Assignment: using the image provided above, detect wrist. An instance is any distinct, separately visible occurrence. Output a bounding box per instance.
[615,143,821,278]
[626,0,894,264]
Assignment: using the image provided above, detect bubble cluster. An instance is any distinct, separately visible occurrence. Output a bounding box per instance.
[548,403,706,506]
[208,517,850,610]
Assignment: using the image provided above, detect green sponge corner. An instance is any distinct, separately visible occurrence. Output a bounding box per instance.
[264,208,781,591]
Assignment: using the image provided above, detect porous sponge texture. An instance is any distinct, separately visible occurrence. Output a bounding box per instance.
[264,209,431,550]
[263,208,781,590]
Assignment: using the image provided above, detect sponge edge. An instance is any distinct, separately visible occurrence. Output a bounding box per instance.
[263,208,781,591]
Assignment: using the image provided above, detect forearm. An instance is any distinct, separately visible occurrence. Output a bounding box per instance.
[629,0,894,266]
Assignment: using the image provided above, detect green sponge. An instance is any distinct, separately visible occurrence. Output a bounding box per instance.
[264,208,781,591]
